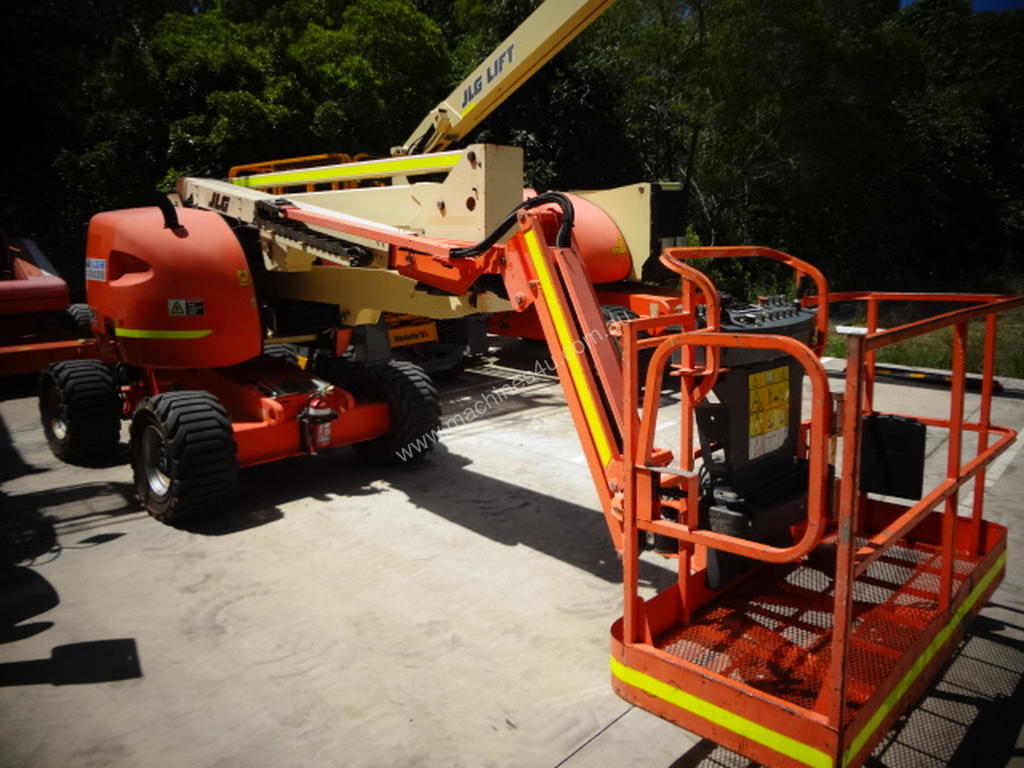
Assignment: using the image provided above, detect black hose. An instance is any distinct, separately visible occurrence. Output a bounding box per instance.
[450,191,575,259]
[156,196,184,231]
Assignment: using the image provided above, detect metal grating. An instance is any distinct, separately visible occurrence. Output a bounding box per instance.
[656,540,980,719]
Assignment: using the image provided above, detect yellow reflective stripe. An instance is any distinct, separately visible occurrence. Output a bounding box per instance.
[229,152,462,188]
[461,101,478,117]
[843,549,1007,766]
[524,229,612,466]
[611,657,832,768]
[115,328,212,339]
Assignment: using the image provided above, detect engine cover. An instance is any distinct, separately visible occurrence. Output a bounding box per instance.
[85,206,261,368]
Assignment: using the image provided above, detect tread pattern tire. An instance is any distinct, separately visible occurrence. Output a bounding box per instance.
[600,304,639,353]
[129,391,238,523]
[353,361,440,465]
[66,304,93,337]
[38,360,121,464]
[601,304,655,381]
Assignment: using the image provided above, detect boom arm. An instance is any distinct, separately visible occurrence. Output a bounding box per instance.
[396,0,617,156]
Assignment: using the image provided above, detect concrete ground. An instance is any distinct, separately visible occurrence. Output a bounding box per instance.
[1,342,1023,768]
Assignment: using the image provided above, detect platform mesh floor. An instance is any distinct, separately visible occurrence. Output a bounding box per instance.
[657,540,980,720]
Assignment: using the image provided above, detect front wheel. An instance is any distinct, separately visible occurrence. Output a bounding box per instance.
[129,391,238,523]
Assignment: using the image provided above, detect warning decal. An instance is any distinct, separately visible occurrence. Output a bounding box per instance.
[168,299,205,316]
[85,258,107,282]
[748,365,789,459]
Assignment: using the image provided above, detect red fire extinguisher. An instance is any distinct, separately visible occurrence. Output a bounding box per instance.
[300,388,338,454]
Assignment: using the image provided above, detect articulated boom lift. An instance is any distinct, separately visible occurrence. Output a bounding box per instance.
[37,0,1024,765]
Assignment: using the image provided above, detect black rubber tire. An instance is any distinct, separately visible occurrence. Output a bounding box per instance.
[38,360,121,464]
[600,304,639,357]
[66,304,93,337]
[129,391,238,523]
[353,361,440,465]
[601,303,661,387]
[601,303,638,325]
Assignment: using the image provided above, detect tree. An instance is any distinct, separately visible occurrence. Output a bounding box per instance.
[3,0,1021,295]
[50,0,449,240]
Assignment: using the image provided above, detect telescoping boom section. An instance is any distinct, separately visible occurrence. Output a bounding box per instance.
[180,184,1018,767]
[397,0,617,156]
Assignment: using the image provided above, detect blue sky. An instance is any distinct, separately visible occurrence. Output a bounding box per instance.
[901,0,1024,8]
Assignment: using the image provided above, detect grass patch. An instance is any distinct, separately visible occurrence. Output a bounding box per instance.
[824,306,1024,379]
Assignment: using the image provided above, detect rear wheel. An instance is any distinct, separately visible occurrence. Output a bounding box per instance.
[354,361,440,465]
[38,360,121,463]
[601,303,658,383]
[600,304,638,356]
[129,391,238,523]
[65,304,93,337]
[263,342,305,367]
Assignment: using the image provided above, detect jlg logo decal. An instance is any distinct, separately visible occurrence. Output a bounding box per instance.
[210,192,231,212]
[461,43,515,109]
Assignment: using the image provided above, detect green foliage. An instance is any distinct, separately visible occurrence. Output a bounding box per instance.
[3,0,1022,300]
[17,0,449,235]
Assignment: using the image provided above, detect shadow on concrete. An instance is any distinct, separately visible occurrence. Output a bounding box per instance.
[867,610,1024,768]
[666,741,756,768]
[0,565,143,687]
[179,449,388,536]
[2,481,140,563]
[0,410,41,482]
[0,638,142,687]
[4,481,138,524]
[0,566,58,643]
[0,373,39,402]
[664,610,1024,768]
[166,431,674,585]
[181,503,286,536]
[385,444,676,587]
[63,442,133,470]
[0,505,57,565]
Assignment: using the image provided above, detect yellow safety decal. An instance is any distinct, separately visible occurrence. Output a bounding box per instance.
[229,151,463,188]
[842,550,1007,766]
[114,328,212,339]
[610,657,833,768]
[524,229,613,466]
[748,365,789,459]
[461,101,478,117]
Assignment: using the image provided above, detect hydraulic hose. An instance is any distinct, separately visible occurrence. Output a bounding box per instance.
[450,191,575,259]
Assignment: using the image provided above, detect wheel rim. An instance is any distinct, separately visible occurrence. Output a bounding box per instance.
[47,388,68,441]
[140,424,171,499]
